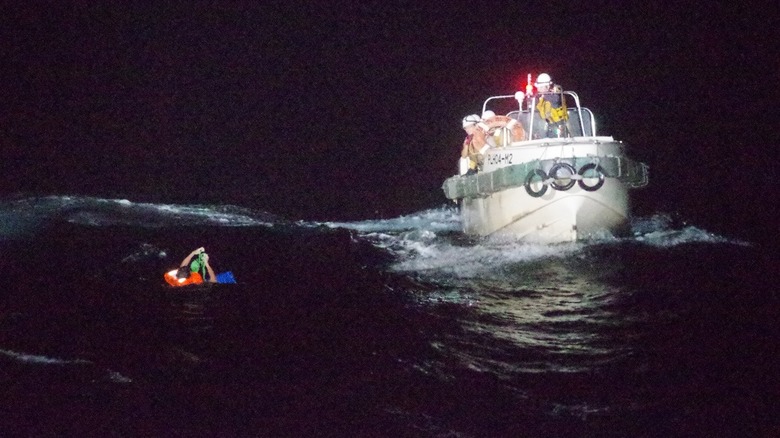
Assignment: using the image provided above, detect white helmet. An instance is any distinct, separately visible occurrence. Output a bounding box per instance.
[534,73,552,86]
[481,110,496,120]
[462,114,480,128]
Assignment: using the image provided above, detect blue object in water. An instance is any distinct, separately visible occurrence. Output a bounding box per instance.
[216,271,236,284]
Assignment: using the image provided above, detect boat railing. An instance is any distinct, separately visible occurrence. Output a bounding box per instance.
[507,107,596,140]
[480,94,522,117]
[482,91,597,142]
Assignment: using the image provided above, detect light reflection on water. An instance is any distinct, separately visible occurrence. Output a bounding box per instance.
[456,259,630,374]
[348,208,739,378]
[389,236,635,376]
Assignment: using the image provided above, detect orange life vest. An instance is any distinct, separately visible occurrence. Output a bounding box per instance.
[164,270,205,287]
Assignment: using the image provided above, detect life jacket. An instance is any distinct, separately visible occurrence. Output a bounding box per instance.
[536,90,568,124]
[164,269,204,287]
[462,129,488,170]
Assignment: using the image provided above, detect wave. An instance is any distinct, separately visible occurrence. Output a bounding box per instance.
[323,210,751,377]
[2,195,744,243]
[0,195,284,239]
[629,214,750,247]
[0,347,93,365]
[323,206,462,234]
[0,348,134,383]
[324,209,750,282]
[1,196,749,279]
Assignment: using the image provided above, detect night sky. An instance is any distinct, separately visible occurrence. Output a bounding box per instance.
[1,2,776,241]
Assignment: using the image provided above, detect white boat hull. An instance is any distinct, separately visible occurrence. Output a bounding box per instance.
[460,177,629,242]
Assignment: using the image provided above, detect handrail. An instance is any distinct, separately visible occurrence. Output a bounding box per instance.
[483,90,593,140]
[564,91,587,137]
[480,95,521,116]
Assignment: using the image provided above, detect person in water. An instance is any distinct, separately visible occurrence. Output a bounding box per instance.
[164,247,217,286]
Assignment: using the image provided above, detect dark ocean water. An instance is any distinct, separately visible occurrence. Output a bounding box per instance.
[0,196,776,437]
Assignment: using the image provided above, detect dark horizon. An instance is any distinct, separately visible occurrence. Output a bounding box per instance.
[1,2,775,242]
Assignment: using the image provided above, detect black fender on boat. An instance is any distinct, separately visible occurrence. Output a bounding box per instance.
[441,155,647,200]
[524,169,548,197]
[549,163,577,191]
[577,163,606,191]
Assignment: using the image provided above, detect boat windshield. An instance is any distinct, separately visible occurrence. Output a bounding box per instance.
[486,91,597,141]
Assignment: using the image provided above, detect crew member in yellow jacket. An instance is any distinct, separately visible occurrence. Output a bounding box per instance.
[534,73,569,138]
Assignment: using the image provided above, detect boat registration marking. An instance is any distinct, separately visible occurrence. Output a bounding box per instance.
[487,153,513,165]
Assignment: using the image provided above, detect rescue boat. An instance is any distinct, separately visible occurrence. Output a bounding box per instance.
[442,81,649,243]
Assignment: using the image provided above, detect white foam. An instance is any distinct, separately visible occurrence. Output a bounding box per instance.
[107,370,133,383]
[324,209,752,283]
[0,348,93,365]
[324,206,461,234]
[0,195,277,232]
[630,214,750,247]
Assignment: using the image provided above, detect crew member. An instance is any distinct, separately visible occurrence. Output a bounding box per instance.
[460,114,487,175]
[534,73,569,138]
